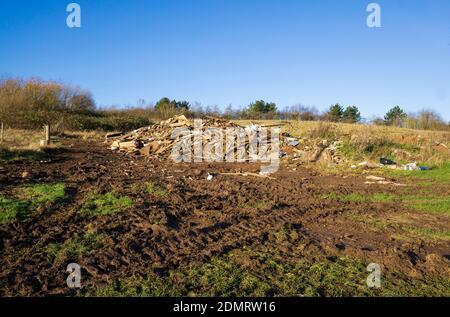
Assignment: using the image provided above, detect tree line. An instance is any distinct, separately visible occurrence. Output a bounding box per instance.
[0,77,448,132]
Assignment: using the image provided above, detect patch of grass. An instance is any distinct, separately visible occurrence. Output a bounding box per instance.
[20,183,67,206]
[323,192,399,204]
[145,182,168,197]
[81,192,133,216]
[370,193,397,203]
[0,183,67,224]
[408,196,450,215]
[0,197,29,224]
[88,275,181,297]
[87,250,450,297]
[381,277,450,297]
[404,226,450,241]
[46,232,110,262]
[383,162,450,184]
[88,257,271,297]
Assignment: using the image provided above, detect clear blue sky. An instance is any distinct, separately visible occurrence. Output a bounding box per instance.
[1,0,449,120]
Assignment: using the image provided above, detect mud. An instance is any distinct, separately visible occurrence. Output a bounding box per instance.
[0,139,448,296]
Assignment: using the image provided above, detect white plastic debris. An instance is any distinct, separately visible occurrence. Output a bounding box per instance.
[207,173,214,181]
[403,162,419,171]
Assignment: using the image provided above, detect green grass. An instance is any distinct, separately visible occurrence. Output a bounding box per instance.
[0,197,29,224]
[323,192,449,215]
[87,254,375,297]
[404,226,450,241]
[87,249,450,297]
[46,232,110,262]
[383,162,450,184]
[145,182,168,197]
[81,192,133,216]
[21,183,67,206]
[87,257,271,297]
[322,192,396,203]
[408,196,450,215]
[0,183,67,224]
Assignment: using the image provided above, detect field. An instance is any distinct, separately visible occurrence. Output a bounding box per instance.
[0,122,449,297]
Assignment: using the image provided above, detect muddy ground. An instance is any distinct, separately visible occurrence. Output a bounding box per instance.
[0,139,449,296]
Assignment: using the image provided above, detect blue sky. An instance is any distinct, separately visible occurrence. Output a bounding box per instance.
[0,0,449,120]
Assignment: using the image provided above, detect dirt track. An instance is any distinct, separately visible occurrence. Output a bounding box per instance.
[0,139,449,296]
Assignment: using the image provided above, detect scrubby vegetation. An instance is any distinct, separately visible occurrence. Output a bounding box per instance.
[1,77,448,134]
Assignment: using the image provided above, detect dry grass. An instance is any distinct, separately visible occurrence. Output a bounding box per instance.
[234,120,450,166]
[0,128,45,151]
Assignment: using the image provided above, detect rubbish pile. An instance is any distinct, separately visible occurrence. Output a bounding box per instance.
[107,115,238,157]
[378,158,432,171]
[107,115,287,160]
[105,115,346,166]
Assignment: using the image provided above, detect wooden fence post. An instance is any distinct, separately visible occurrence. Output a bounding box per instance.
[40,125,51,147]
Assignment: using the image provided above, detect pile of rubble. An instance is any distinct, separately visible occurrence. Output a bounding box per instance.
[105,115,346,166]
[107,115,238,157]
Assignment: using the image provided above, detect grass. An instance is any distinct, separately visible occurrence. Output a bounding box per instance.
[408,196,450,215]
[0,183,67,224]
[349,214,450,241]
[384,162,450,184]
[145,182,168,197]
[404,226,450,241]
[0,197,29,224]
[20,183,67,206]
[322,192,396,203]
[46,232,110,262]
[81,192,133,216]
[339,138,420,163]
[87,249,378,297]
[323,192,449,215]
[87,249,450,297]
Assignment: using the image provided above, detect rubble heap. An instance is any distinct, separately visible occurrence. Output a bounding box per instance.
[106,115,345,165]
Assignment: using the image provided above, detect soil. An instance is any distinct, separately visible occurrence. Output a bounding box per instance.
[0,139,449,296]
